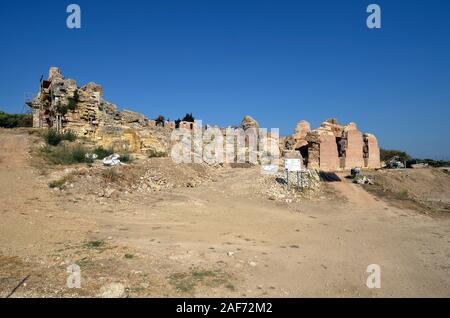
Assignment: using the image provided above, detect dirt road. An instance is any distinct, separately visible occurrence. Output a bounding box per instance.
[1,129,449,297]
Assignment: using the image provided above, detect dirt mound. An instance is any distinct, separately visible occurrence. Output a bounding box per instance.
[46,157,220,200]
[363,168,450,212]
[257,170,322,203]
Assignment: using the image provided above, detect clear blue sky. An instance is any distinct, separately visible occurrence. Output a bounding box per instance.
[1,0,449,159]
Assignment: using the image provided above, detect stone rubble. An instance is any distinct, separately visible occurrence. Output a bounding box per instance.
[258,169,321,203]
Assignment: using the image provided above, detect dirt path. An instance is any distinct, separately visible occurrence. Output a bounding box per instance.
[67,160,450,297]
[0,131,94,257]
[1,129,449,297]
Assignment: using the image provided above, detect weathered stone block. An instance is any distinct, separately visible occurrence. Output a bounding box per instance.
[344,129,364,169]
[364,133,381,169]
[319,133,339,171]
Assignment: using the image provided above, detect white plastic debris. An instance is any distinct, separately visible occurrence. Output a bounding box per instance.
[354,176,373,185]
[103,154,121,166]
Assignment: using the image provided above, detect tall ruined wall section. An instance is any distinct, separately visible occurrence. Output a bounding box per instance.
[290,118,381,171]
[364,133,381,169]
[28,67,171,155]
[343,127,364,169]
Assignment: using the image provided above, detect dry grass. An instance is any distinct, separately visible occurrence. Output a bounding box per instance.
[102,168,121,183]
[168,268,234,294]
[363,168,450,213]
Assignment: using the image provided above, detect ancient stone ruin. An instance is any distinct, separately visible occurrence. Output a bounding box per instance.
[27,67,174,155]
[28,67,380,171]
[283,118,381,170]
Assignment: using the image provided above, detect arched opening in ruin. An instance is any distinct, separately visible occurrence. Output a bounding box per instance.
[363,135,369,167]
[298,145,309,166]
[336,136,346,169]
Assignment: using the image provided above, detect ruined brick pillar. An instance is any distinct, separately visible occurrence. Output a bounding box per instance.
[364,133,381,168]
[307,143,320,170]
[319,133,340,171]
[343,129,364,169]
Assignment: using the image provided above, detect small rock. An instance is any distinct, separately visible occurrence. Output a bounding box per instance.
[105,188,116,198]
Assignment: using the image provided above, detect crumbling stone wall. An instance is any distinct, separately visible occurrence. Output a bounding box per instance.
[318,133,340,171]
[343,128,364,169]
[290,118,380,171]
[28,67,174,155]
[363,133,381,169]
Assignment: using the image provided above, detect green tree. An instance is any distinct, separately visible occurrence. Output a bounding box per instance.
[380,149,412,162]
[182,113,195,122]
[0,111,32,128]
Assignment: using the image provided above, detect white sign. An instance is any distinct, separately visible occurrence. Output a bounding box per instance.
[285,159,301,172]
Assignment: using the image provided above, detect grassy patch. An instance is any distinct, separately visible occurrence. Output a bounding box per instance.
[148,149,167,158]
[168,268,233,293]
[119,154,132,163]
[363,183,429,212]
[83,240,106,249]
[102,168,121,182]
[40,144,92,165]
[48,176,71,189]
[43,129,77,146]
[396,190,410,201]
[93,146,114,160]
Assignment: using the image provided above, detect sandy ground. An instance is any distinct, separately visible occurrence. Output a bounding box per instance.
[0,129,449,297]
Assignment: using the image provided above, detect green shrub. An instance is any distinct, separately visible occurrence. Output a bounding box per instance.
[413,159,450,168]
[62,130,77,142]
[380,149,412,162]
[41,144,91,165]
[48,174,74,189]
[0,111,33,128]
[48,179,67,189]
[182,113,195,122]
[43,129,77,146]
[44,129,62,146]
[148,149,167,158]
[94,146,114,159]
[43,145,72,164]
[67,97,77,111]
[119,154,132,163]
[56,93,78,115]
[83,240,105,249]
[72,145,90,163]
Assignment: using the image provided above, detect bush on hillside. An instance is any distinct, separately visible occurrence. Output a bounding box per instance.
[0,111,33,128]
